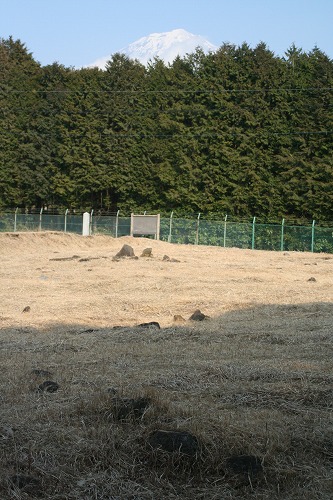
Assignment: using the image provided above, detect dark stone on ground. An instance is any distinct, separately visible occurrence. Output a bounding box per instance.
[107,387,118,396]
[79,256,107,262]
[162,255,180,262]
[112,396,151,420]
[189,309,208,321]
[50,255,80,261]
[226,455,263,475]
[148,430,199,456]
[37,380,59,393]
[308,277,317,282]
[115,244,135,258]
[22,306,31,313]
[137,321,161,329]
[141,248,153,257]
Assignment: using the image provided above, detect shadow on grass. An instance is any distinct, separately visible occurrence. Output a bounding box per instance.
[0,301,332,498]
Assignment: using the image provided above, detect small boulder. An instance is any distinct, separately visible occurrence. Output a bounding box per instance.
[189,309,209,321]
[107,387,118,396]
[114,244,135,258]
[163,255,180,262]
[112,396,151,420]
[37,380,59,393]
[141,248,153,257]
[308,277,316,282]
[22,306,31,313]
[148,430,199,456]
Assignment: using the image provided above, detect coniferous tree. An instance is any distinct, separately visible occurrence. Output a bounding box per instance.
[0,37,42,208]
[0,37,332,221]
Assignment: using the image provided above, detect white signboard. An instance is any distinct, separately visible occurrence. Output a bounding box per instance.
[130,214,160,239]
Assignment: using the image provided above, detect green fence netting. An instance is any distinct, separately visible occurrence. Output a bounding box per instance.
[1,212,332,254]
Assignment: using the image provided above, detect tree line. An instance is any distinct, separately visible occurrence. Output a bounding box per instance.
[0,36,332,222]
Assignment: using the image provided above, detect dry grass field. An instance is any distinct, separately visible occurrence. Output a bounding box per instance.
[0,231,332,499]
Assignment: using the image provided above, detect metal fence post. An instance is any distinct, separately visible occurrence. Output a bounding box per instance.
[14,207,18,232]
[252,216,256,250]
[311,220,315,252]
[39,208,43,231]
[195,213,201,245]
[64,209,68,232]
[223,214,228,248]
[280,218,285,251]
[168,211,173,243]
[90,209,94,235]
[115,210,120,238]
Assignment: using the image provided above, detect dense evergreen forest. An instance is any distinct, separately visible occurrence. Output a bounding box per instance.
[0,36,332,221]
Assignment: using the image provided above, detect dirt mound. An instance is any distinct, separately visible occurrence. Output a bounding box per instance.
[0,231,332,329]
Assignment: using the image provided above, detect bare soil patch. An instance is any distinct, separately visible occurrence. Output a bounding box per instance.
[1,231,331,328]
[0,232,332,498]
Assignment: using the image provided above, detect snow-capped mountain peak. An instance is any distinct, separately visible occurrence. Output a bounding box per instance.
[88,29,217,69]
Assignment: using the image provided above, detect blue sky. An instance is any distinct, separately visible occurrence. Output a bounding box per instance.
[1,0,332,67]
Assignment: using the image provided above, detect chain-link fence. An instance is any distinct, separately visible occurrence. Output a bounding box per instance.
[1,210,332,253]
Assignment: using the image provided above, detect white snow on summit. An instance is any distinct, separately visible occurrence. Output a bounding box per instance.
[88,29,217,69]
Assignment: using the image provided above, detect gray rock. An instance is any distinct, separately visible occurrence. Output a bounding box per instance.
[112,396,151,420]
[189,309,208,321]
[141,248,153,257]
[37,380,59,393]
[115,244,135,258]
[163,255,180,262]
[148,430,199,456]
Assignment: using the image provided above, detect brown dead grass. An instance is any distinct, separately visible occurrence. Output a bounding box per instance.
[0,232,332,499]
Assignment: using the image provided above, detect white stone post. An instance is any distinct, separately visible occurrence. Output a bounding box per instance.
[82,212,90,236]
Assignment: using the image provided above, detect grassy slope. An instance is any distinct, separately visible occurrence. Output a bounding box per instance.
[0,233,332,498]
